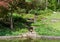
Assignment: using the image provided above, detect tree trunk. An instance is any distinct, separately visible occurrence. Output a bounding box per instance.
[10,12,13,29]
[58,0,60,4]
[46,0,48,9]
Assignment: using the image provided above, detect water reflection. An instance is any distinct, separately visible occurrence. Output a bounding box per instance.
[0,38,60,42]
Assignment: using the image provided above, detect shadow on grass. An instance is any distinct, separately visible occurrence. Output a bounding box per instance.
[13,16,33,29]
[0,16,33,36]
[0,25,12,36]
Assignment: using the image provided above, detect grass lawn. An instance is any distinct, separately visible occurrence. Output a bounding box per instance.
[35,12,60,36]
[46,12,60,30]
[1,12,60,36]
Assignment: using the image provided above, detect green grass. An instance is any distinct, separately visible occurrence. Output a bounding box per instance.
[35,12,60,36]
[45,12,60,30]
[13,12,60,36]
[1,12,60,36]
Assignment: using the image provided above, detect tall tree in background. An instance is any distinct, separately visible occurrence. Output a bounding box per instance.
[58,0,60,4]
[46,0,48,9]
[57,0,60,11]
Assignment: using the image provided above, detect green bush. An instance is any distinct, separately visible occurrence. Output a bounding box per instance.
[16,8,26,13]
[29,9,53,15]
[39,9,53,15]
[29,9,36,14]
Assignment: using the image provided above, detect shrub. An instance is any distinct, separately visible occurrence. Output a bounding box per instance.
[39,9,53,15]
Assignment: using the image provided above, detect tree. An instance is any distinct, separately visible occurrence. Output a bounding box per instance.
[48,0,57,11]
[0,0,19,29]
[58,0,60,4]
[45,0,48,9]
